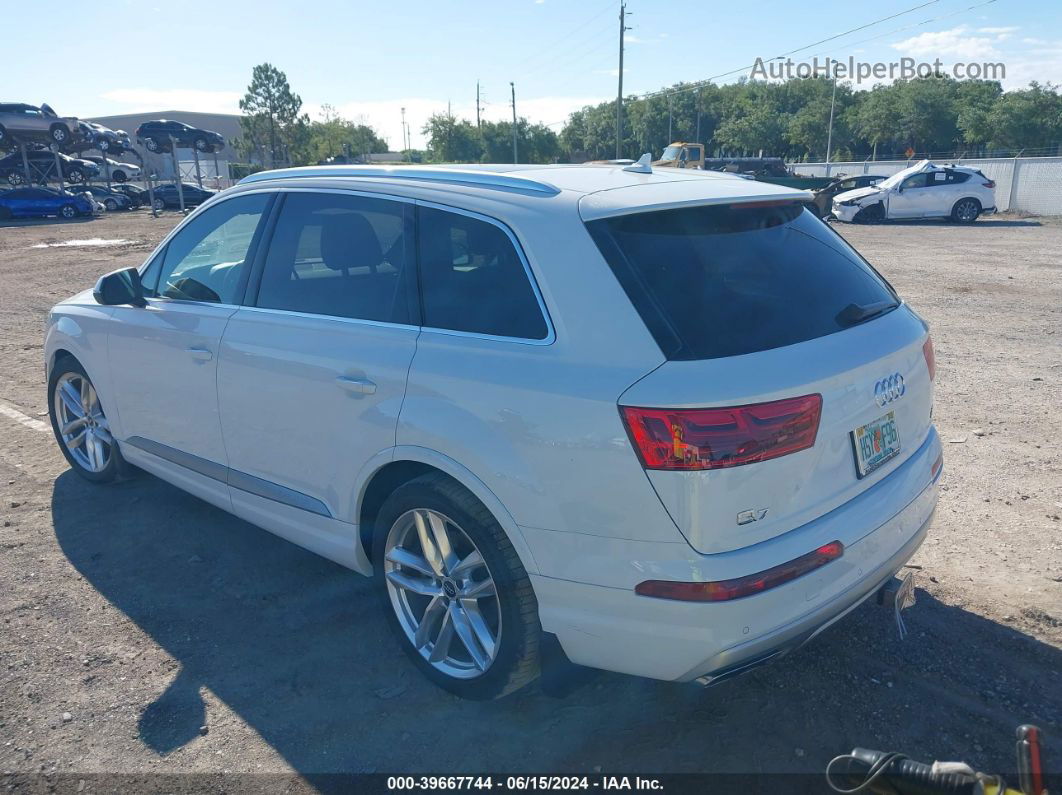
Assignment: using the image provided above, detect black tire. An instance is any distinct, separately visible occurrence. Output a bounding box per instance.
[104,198,118,211]
[50,124,69,144]
[951,198,981,224]
[373,473,541,700]
[59,204,77,219]
[47,356,127,484]
[8,172,25,186]
[144,137,159,153]
[0,124,6,143]
[66,169,85,184]
[194,137,208,152]
[854,202,885,224]
[112,170,127,183]
[152,197,165,211]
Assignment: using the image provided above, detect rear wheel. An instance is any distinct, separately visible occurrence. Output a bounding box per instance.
[8,172,25,186]
[48,358,125,483]
[59,204,77,219]
[152,197,165,211]
[50,124,69,144]
[144,137,159,153]
[373,473,541,700]
[104,198,118,211]
[66,169,84,184]
[951,198,981,224]
[111,170,127,183]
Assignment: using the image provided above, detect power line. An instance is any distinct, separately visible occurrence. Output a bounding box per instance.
[510,0,617,73]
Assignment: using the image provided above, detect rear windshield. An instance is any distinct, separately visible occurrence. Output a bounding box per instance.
[586,203,898,360]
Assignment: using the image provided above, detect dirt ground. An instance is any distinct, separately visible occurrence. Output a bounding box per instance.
[1,210,1060,790]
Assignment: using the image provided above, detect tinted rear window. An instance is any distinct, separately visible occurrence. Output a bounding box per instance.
[587,204,897,360]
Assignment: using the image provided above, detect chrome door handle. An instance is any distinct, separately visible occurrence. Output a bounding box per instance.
[335,375,377,395]
[186,347,213,361]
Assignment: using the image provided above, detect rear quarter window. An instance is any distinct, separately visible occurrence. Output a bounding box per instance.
[586,203,898,360]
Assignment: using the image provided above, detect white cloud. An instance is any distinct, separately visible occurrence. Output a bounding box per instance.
[99,88,241,114]
[323,95,606,150]
[977,26,1018,36]
[891,25,1004,60]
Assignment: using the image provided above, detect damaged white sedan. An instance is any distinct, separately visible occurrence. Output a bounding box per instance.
[833,159,996,224]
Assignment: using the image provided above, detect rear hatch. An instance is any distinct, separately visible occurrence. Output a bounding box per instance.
[586,201,934,555]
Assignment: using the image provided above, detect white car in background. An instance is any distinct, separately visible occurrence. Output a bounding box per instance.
[84,157,141,183]
[44,163,941,699]
[833,160,996,224]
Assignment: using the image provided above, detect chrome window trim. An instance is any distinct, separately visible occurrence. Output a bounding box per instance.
[234,304,420,333]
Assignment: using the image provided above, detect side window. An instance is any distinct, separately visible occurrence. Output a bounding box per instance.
[153,193,269,304]
[901,174,928,190]
[839,179,856,190]
[946,170,970,184]
[927,171,947,187]
[255,192,413,323]
[417,206,548,340]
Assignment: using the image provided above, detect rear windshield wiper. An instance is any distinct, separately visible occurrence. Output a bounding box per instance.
[836,300,899,327]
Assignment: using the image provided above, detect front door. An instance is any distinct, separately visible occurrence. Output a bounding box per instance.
[216,190,419,531]
[886,173,930,218]
[107,193,272,473]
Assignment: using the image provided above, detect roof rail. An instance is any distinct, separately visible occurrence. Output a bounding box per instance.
[238,165,561,195]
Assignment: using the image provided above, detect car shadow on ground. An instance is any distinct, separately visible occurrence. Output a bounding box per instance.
[51,469,1062,781]
[0,217,97,229]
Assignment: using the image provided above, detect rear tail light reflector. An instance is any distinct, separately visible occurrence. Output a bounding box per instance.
[923,336,936,381]
[983,180,996,188]
[620,394,822,471]
[636,541,844,602]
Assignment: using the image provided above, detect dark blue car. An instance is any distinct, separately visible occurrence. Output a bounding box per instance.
[0,187,95,220]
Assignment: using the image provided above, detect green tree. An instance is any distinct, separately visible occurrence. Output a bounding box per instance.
[422,113,483,162]
[955,80,1003,151]
[238,63,309,168]
[307,104,389,163]
[987,82,1062,150]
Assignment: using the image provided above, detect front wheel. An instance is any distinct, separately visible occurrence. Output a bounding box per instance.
[8,172,25,186]
[111,170,127,183]
[144,137,159,152]
[854,202,885,223]
[59,204,77,219]
[951,198,981,224]
[152,197,165,211]
[50,124,69,144]
[104,198,118,211]
[373,474,541,700]
[66,169,84,184]
[48,358,125,483]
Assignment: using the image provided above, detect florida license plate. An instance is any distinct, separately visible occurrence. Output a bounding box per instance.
[852,411,901,478]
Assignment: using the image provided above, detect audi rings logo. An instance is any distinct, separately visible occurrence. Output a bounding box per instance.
[874,373,905,407]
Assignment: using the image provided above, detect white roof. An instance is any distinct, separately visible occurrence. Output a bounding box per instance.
[238,163,812,219]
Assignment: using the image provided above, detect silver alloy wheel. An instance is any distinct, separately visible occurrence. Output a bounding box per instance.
[383,509,502,679]
[54,372,112,473]
[956,199,979,222]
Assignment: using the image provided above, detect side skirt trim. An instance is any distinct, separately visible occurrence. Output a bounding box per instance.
[124,436,332,518]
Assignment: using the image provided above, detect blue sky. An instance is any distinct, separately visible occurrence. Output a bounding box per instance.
[7,0,1059,149]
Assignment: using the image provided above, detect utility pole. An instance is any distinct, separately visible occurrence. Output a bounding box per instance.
[476,81,482,128]
[615,1,630,159]
[510,81,518,163]
[825,78,837,172]
[401,106,409,162]
[667,93,673,141]
[695,87,702,143]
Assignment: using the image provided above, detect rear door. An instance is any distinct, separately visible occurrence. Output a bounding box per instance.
[588,202,934,555]
[216,189,419,525]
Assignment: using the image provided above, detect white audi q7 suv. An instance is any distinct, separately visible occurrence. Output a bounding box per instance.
[45,163,942,700]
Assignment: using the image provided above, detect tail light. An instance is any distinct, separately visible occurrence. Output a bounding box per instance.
[923,336,936,381]
[982,180,996,188]
[620,394,822,471]
[636,541,844,602]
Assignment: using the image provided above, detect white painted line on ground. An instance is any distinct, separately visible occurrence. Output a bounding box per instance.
[0,401,49,432]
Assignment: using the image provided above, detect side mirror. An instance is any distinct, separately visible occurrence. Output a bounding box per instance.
[93,267,146,307]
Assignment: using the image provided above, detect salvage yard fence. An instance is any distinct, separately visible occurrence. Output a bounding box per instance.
[788,156,1062,216]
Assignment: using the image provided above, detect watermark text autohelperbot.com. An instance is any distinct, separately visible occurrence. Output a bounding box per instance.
[751,56,1005,83]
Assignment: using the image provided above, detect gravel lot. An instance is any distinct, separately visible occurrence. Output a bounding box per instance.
[1,210,1060,790]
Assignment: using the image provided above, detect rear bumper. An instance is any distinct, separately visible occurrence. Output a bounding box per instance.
[531,429,941,682]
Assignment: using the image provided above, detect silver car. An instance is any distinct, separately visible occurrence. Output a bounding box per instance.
[0,103,78,147]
